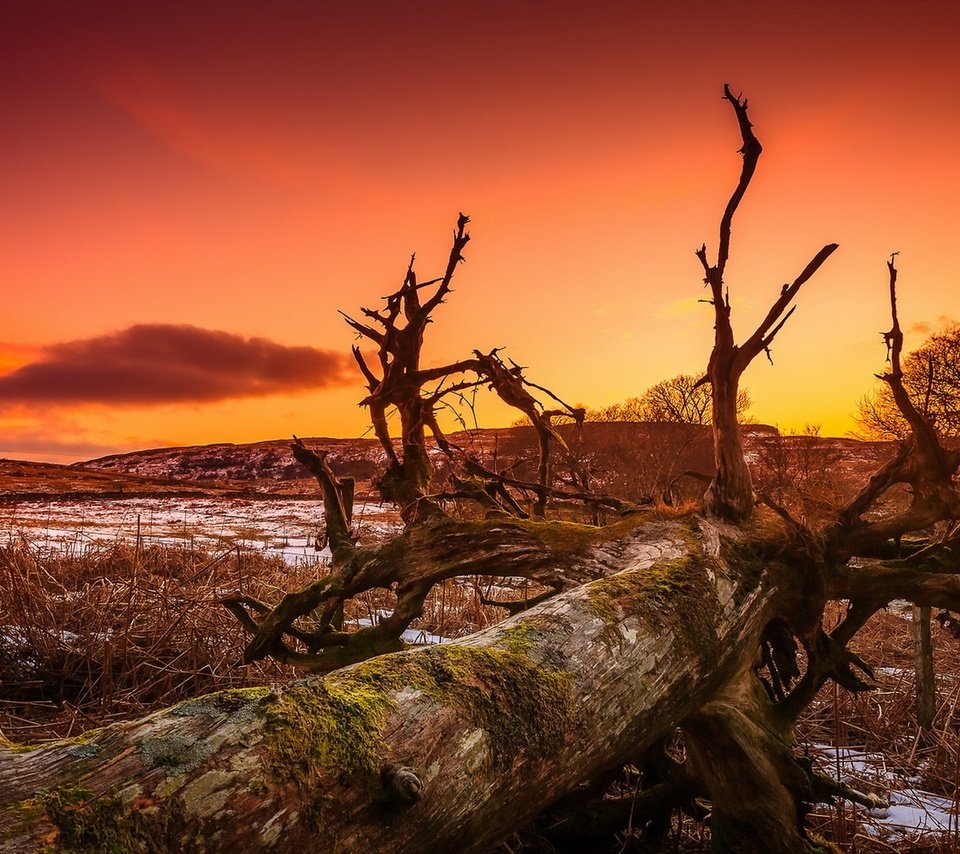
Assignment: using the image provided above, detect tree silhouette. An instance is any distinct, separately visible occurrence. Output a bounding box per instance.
[591,372,751,424]
[856,323,960,440]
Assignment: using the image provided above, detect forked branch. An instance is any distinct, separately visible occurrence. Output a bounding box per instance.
[699,85,837,522]
[738,243,839,366]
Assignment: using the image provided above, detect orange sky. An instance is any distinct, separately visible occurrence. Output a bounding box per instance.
[2,1,960,461]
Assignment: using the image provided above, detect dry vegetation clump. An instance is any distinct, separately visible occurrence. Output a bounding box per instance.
[343,576,550,643]
[0,537,320,742]
[795,605,960,852]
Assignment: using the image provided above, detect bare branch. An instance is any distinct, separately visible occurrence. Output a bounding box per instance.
[415,358,482,385]
[420,212,471,317]
[424,379,485,405]
[695,243,712,284]
[422,407,453,454]
[522,378,585,424]
[380,277,443,301]
[360,306,390,326]
[479,587,559,615]
[757,492,811,542]
[462,455,644,514]
[716,84,763,279]
[831,562,960,614]
[739,243,839,365]
[291,437,356,561]
[780,600,880,721]
[351,345,380,392]
[878,257,943,454]
[398,255,419,320]
[338,310,385,345]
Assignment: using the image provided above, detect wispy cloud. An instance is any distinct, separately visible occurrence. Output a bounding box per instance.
[656,296,708,319]
[0,408,153,462]
[0,324,350,406]
[909,315,956,338]
[92,54,308,189]
[0,433,118,461]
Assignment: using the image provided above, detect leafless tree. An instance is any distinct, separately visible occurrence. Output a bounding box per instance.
[856,323,960,440]
[751,424,848,525]
[591,372,751,425]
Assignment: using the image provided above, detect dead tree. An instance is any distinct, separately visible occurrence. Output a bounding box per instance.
[339,213,474,521]
[218,218,589,673]
[3,87,960,854]
[833,258,960,549]
[696,85,838,522]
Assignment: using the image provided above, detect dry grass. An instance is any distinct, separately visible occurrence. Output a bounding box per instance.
[0,537,320,741]
[0,459,246,498]
[795,604,960,852]
[343,576,548,642]
[0,534,538,743]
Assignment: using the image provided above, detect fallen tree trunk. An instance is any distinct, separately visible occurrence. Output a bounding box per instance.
[0,511,784,853]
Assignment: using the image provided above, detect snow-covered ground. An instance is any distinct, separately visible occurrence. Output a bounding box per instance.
[1,497,400,566]
[356,612,448,646]
[811,744,958,841]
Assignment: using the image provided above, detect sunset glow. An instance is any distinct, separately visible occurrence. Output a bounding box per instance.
[3,1,960,461]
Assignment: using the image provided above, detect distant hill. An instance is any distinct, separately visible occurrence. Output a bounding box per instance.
[76,437,385,491]
[0,458,248,500]
[70,429,529,496]
[67,423,896,503]
[0,423,898,502]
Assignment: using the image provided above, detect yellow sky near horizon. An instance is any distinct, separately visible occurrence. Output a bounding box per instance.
[2,1,959,462]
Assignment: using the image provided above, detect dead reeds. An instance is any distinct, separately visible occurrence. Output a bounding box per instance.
[0,537,319,741]
[796,604,960,851]
[0,534,537,744]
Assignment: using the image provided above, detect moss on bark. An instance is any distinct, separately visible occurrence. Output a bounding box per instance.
[340,641,574,767]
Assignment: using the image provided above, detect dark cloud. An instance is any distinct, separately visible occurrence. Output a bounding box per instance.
[0,324,350,405]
